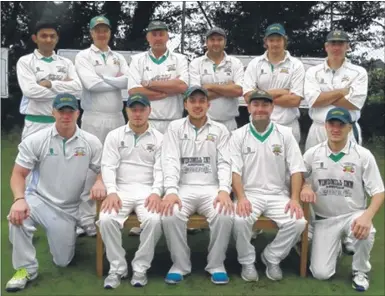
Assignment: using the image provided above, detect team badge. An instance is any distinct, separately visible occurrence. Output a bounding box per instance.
[167,64,176,71]
[56,65,66,73]
[272,144,283,156]
[74,147,86,157]
[280,68,289,74]
[113,58,120,65]
[341,75,350,83]
[145,144,155,152]
[343,162,355,173]
[206,134,216,142]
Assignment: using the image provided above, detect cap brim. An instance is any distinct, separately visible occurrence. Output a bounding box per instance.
[207,32,226,38]
[326,116,349,123]
[265,32,285,37]
[148,27,168,32]
[186,89,208,98]
[91,23,111,29]
[127,101,148,107]
[249,97,273,102]
[327,38,348,42]
[55,103,78,110]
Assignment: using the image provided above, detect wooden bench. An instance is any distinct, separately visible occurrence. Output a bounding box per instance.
[96,202,309,278]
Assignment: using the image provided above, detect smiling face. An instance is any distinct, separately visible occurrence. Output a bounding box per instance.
[32,28,58,53]
[206,33,226,54]
[53,107,79,130]
[184,92,210,121]
[126,104,151,128]
[325,119,352,143]
[91,24,111,49]
[264,34,286,54]
[248,99,274,123]
[146,30,169,52]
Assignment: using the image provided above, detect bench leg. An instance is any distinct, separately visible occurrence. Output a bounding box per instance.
[300,222,309,277]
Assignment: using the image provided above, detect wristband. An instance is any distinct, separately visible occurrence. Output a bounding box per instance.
[13,197,25,204]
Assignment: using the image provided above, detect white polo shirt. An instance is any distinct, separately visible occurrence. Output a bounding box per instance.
[303,140,384,218]
[243,51,305,125]
[75,44,129,114]
[17,49,82,116]
[304,59,368,124]
[230,121,306,197]
[101,124,164,196]
[162,117,231,195]
[189,52,244,121]
[15,125,103,218]
[127,49,189,121]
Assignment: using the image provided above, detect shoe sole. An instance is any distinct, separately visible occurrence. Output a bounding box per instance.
[261,254,282,281]
[352,283,367,292]
[210,279,229,285]
[131,279,148,287]
[241,273,258,282]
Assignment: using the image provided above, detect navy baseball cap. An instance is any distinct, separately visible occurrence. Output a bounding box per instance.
[53,93,79,110]
[147,21,168,32]
[248,90,273,102]
[265,23,286,37]
[126,93,150,107]
[326,107,352,124]
[326,30,349,42]
[184,86,208,100]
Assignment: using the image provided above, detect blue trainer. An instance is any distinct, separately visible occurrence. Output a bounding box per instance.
[211,272,229,285]
[165,273,183,285]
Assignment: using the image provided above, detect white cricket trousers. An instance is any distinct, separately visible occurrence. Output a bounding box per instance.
[305,121,362,151]
[161,185,234,275]
[285,119,301,144]
[310,210,375,280]
[216,118,238,132]
[9,196,77,274]
[149,119,173,134]
[233,193,307,265]
[96,185,162,275]
[21,120,54,140]
[79,111,125,227]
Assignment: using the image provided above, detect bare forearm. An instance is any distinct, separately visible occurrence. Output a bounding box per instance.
[312,90,345,107]
[232,173,247,200]
[290,172,303,201]
[208,90,220,101]
[10,174,26,199]
[207,84,243,97]
[333,97,359,110]
[365,192,385,219]
[267,88,290,99]
[128,87,166,101]
[148,80,188,95]
[273,94,302,107]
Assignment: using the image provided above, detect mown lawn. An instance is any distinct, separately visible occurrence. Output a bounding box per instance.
[1,135,384,295]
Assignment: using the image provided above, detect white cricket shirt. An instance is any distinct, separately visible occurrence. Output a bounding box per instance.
[162,117,231,195]
[243,51,305,125]
[304,59,368,124]
[127,50,189,121]
[230,121,306,196]
[16,125,103,218]
[102,124,164,196]
[189,52,244,121]
[75,44,129,114]
[17,49,82,116]
[303,140,384,218]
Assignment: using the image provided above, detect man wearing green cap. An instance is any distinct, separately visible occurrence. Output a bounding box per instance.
[96,93,163,288]
[230,90,307,282]
[17,21,82,140]
[5,93,104,292]
[160,86,234,285]
[300,107,384,291]
[189,27,244,132]
[128,20,189,134]
[243,23,305,144]
[75,15,130,236]
[304,30,368,151]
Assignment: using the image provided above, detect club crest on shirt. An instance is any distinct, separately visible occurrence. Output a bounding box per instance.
[167,64,176,71]
[145,144,155,152]
[74,147,86,157]
[272,144,283,156]
[342,162,355,173]
[341,75,350,83]
[224,66,232,76]
[206,134,216,142]
[113,58,120,65]
[280,67,289,74]
[56,65,67,73]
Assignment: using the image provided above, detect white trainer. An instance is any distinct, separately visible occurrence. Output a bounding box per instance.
[5,268,38,292]
[352,271,369,291]
[130,271,148,287]
[261,252,283,281]
[241,264,259,282]
[104,272,127,289]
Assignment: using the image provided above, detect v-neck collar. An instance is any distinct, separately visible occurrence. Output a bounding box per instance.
[249,122,274,142]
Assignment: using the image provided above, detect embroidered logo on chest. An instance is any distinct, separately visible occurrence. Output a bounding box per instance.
[167,64,176,71]
[145,144,155,152]
[341,75,350,83]
[272,144,283,155]
[56,65,67,73]
[342,162,355,173]
[74,147,86,157]
[206,134,217,142]
[280,67,289,74]
[113,58,120,65]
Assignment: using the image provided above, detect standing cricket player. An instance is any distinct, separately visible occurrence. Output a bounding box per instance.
[304,30,368,151]
[243,23,305,143]
[5,93,104,292]
[189,27,244,132]
[301,107,384,291]
[160,86,234,285]
[230,90,307,282]
[127,21,189,134]
[97,94,163,289]
[75,15,130,236]
[16,21,82,140]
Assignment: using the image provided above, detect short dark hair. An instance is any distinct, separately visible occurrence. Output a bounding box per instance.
[34,21,59,35]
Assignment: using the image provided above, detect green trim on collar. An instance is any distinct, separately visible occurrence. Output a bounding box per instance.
[149,51,169,65]
[249,122,274,142]
[329,152,345,162]
[41,57,54,63]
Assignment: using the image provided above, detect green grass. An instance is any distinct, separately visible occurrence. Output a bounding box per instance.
[1,136,385,295]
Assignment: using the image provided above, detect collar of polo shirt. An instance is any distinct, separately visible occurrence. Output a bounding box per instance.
[187,115,213,130]
[148,48,169,59]
[52,125,81,141]
[91,44,112,54]
[323,58,350,72]
[124,124,152,135]
[204,51,230,63]
[34,49,58,61]
[324,139,352,157]
[262,50,291,64]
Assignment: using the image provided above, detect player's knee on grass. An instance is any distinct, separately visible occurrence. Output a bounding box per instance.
[310,264,334,281]
[53,246,75,268]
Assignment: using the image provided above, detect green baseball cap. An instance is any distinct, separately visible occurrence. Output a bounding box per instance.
[126,93,151,108]
[89,16,111,30]
[53,93,79,110]
[325,107,352,124]
[184,86,208,100]
[326,30,349,42]
[265,23,286,37]
[147,21,168,32]
[249,90,273,103]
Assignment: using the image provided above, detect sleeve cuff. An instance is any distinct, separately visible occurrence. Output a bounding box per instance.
[165,188,178,195]
[106,185,117,195]
[219,185,231,195]
[151,187,163,197]
[15,158,34,170]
